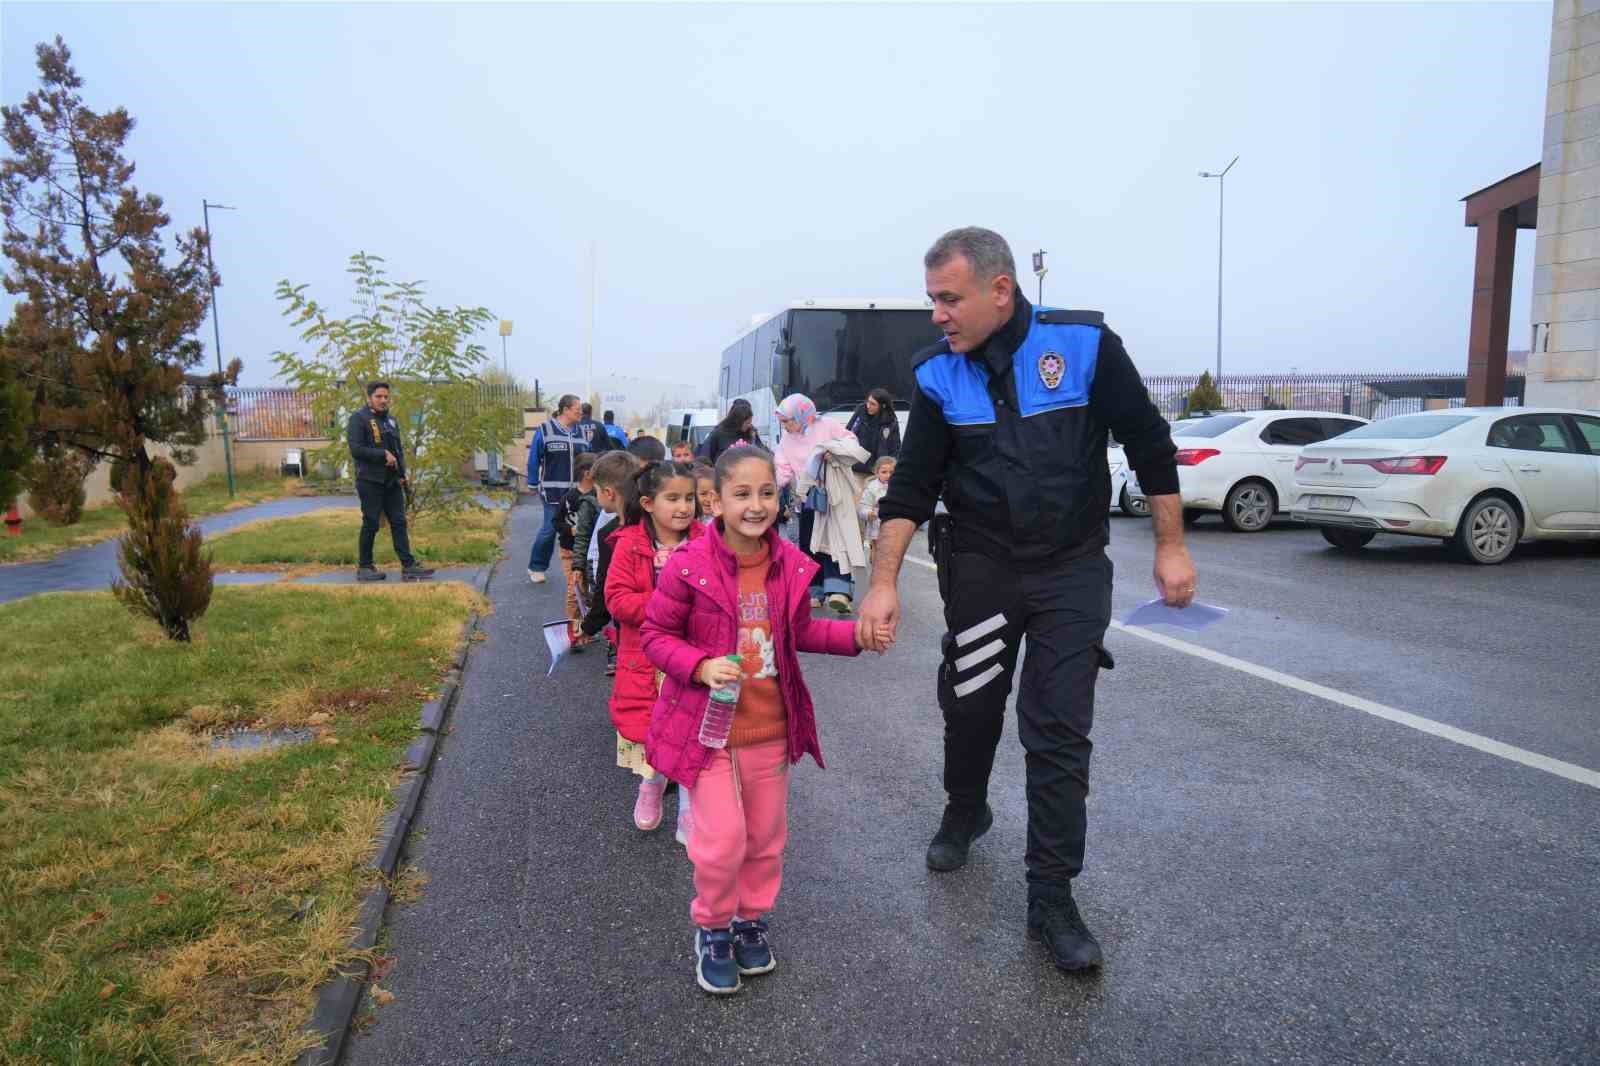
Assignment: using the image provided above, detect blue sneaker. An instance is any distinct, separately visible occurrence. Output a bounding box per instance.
[732,918,776,976]
[694,927,741,995]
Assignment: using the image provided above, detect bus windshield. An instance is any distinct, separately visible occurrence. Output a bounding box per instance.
[784,308,942,410]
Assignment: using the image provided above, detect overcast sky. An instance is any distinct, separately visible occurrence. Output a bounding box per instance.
[2,2,1550,389]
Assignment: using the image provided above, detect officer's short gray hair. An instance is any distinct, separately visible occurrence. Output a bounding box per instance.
[924,227,1017,283]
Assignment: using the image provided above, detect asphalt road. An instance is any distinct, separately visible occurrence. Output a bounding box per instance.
[348,503,1598,1065]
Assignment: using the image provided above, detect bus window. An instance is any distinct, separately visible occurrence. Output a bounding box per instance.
[785,308,941,411]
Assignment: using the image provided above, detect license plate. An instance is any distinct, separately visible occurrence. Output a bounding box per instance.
[1309,495,1353,512]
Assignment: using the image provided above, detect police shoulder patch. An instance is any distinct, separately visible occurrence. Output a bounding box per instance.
[1037,309,1105,327]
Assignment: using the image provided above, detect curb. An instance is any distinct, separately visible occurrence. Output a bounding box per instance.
[294,559,497,1066]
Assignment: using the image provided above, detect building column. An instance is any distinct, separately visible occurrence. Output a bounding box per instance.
[1529,0,1600,409]
[1466,207,1517,407]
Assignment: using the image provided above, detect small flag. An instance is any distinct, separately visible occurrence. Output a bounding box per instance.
[543,619,572,676]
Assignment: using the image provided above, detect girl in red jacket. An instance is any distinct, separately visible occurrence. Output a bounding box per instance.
[640,447,888,996]
[605,461,704,832]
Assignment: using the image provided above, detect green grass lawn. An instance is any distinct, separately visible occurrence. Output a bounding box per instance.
[0,583,479,1065]
[206,506,508,568]
[0,470,304,566]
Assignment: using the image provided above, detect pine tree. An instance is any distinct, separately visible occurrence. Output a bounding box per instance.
[1,37,235,639]
[1183,371,1226,417]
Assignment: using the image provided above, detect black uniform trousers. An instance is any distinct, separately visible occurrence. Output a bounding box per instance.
[356,477,416,568]
[937,546,1114,888]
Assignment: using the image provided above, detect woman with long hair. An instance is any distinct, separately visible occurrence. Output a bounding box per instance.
[697,399,766,465]
[844,388,901,476]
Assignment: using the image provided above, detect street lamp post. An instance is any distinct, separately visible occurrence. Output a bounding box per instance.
[499,319,513,375]
[202,199,237,498]
[1031,248,1048,305]
[1198,156,1238,384]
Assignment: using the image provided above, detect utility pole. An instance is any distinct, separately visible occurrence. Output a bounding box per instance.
[1199,156,1238,383]
[1031,249,1048,305]
[583,241,596,408]
[202,199,237,497]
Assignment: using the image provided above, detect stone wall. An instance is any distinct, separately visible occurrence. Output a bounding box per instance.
[1531,0,1600,409]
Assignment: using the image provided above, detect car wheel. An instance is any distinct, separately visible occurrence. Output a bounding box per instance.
[1451,495,1520,565]
[1182,508,1205,526]
[1120,486,1151,518]
[1321,528,1376,551]
[1222,480,1275,533]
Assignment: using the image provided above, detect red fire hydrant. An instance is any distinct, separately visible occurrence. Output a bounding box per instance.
[4,501,21,537]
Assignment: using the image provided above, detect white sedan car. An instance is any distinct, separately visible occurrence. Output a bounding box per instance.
[1290,407,1600,564]
[1130,411,1370,531]
[1108,444,1149,516]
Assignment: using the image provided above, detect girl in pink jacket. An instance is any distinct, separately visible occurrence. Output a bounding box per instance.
[641,446,887,996]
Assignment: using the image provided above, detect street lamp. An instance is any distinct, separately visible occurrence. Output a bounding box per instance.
[1199,155,1238,383]
[1031,248,1048,305]
[499,319,513,375]
[202,199,237,497]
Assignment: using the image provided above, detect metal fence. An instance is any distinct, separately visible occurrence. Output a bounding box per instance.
[228,383,536,440]
[1141,372,1525,423]
[229,373,1522,440]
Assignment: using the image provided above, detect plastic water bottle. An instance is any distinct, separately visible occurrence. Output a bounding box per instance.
[698,654,742,749]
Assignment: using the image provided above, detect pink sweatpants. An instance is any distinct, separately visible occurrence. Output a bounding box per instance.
[687,738,789,929]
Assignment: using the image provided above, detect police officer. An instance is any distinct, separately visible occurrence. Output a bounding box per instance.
[346,381,434,582]
[527,394,589,584]
[858,227,1197,972]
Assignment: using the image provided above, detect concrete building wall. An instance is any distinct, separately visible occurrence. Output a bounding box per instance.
[15,432,230,519]
[1531,0,1600,408]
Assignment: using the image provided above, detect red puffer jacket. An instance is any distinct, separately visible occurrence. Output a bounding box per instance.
[640,524,860,788]
[604,521,705,742]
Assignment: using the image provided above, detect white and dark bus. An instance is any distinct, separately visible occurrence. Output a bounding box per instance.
[717,299,944,441]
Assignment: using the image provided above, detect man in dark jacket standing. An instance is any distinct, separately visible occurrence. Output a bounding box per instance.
[346,381,434,582]
[858,227,1196,973]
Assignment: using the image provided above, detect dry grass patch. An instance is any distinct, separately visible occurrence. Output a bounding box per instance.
[206,506,507,568]
[0,583,477,1065]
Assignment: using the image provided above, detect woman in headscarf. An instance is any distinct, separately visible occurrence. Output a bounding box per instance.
[696,398,766,465]
[774,393,870,614]
[844,387,901,476]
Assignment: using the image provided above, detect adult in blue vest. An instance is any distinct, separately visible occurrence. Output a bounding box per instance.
[601,409,629,448]
[861,227,1198,972]
[527,394,589,584]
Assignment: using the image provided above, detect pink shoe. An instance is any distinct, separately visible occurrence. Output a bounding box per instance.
[634,776,666,831]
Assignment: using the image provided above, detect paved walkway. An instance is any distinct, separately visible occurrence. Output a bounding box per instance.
[341,503,1596,1065]
[0,494,516,603]
[0,497,361,604]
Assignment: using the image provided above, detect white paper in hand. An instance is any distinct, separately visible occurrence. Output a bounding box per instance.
[543,619,573,676]
[1120,597,1229,632]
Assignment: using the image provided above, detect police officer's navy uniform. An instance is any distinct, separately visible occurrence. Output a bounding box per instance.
[878,292,1178,898]
[346,404,419,570]
[527,417,590,574]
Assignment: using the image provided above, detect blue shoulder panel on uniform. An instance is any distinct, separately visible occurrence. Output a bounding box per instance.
[915,351,996,427]
[1014,308,1101,418]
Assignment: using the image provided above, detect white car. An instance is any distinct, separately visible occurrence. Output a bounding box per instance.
[1129,411,1370,531]
[1290,407,1600,564]
[1108,444,1149,516]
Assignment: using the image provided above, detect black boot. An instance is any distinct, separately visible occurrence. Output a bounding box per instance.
[401,563,435,580]
[1027,885,1103,972]
[356,566,386,582]
[925,803,993,872]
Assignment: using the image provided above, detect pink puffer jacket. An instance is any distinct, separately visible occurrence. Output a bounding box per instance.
[641,524,859,788]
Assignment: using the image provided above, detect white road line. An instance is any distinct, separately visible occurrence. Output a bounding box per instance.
[901,552,1600,791]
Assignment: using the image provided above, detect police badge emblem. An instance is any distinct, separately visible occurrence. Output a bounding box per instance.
[1038,351,1066,390]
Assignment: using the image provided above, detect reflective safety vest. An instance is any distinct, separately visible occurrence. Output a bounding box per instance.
[534,419,586,502]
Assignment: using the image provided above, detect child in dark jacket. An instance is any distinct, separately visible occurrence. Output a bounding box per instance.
[640,446,885,996]
[555,453,597,645]
[576,451,641,674]
[604,461,704,833]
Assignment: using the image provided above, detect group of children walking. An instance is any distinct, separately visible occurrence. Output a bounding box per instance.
[548,440,888,995]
